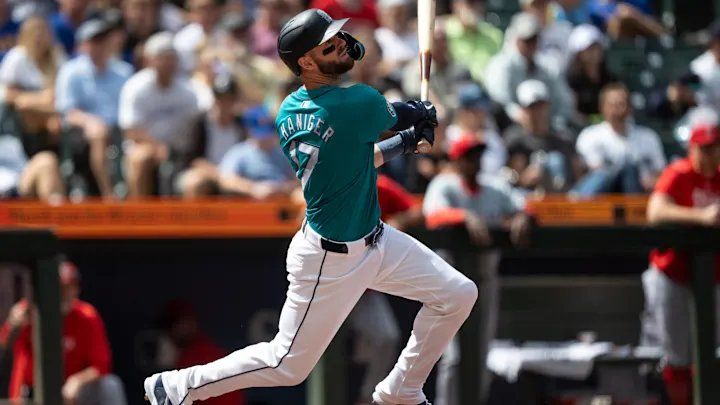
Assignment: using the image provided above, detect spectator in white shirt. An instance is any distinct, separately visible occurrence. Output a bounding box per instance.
[120,32,201,197]
[0,16,64,144]
[484,12,574,129]
[174,0,222,72]
[519,0,573,78]
[690,21,720,114]
[574,83,666,195]
[374,0,417,75]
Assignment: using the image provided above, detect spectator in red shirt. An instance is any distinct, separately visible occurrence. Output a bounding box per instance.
[643,121,720,405]
[6,261,127,405]
[155,300,246,405]
[309,0,379,30]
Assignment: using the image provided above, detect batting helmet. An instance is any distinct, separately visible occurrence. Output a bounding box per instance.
[277,9,349,76]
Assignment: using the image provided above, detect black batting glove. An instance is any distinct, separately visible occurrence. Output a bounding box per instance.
[338,31,365,61]
[414,120,435,146]
[406,100,438,128]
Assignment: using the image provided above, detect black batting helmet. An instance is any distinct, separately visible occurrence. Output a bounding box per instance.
[277,9,349,76]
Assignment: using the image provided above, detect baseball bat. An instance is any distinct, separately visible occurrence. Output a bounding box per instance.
[416,0,435,153]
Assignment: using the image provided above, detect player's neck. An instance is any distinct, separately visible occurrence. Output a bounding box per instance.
[302,72,341,90]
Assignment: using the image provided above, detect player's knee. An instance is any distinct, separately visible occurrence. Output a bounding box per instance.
[451,278,478,313]
[276,364,312,387]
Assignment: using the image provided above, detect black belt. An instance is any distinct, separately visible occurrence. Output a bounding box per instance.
[303,222,384,254]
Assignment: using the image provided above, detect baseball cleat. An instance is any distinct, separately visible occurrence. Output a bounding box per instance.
[144,373,172,405]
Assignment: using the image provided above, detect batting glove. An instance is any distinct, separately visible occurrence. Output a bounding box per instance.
[406,100,438,128]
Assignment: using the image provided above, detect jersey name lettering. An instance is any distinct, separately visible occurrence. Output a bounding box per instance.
[278,113,334,142]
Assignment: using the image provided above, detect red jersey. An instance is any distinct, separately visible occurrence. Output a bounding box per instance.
[377,174,416,221]
[649,158,720,283]
[9,299,112,399]
[309,0,379,28]
[176,334,246,405]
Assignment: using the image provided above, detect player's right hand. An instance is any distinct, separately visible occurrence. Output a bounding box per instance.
[699,203,720,226]
[414,119,435,147]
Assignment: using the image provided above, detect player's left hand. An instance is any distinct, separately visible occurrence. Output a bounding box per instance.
[407,100,438,128]
[337,31,365,61]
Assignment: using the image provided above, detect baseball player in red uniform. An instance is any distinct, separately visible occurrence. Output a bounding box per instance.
[6,262,126,404]
[643,123,720,405]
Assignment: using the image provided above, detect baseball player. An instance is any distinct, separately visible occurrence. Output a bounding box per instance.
[144,9,478,405]
[642,122,720,405]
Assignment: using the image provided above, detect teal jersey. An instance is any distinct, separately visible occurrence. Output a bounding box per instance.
[276,83,398,242]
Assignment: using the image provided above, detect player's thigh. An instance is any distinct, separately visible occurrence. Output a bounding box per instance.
[371,224,476,307]
[646,268,691,365]
[276,232,381,368]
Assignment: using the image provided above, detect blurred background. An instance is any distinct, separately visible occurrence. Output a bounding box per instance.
[1,0,720,403]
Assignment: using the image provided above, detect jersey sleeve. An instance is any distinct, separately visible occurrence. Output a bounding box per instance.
[349,84,398,143]
[653,166,684,202]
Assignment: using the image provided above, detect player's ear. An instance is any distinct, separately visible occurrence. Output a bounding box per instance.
[298,54,315,73]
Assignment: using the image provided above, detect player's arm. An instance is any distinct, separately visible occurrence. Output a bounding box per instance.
[647,192,720,226]
[374,127,435,168]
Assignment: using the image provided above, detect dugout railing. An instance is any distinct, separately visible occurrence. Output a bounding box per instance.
[0,229,62,405]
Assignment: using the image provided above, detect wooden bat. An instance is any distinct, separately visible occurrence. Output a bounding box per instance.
[416,0,436,153]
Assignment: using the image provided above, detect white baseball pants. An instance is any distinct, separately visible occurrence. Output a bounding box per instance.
[640,266,720,366]
[156,223,478,405]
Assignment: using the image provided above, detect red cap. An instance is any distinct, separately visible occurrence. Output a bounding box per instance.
[59,261,80,285]
[689,124,720,146]
[448,134,486,161]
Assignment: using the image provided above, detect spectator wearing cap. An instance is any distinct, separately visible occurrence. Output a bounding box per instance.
[402,28,471,110]
[0,134,64,201]
[217,105,298,199]
[503,79,580,193]
[55,18,133,198]
[445,82,506,175]
[174,0,223,72]
[373,0,417,74]
[484,12,575,129]
[423,134,530,405]
[0,16,65,146]
[5,262,127,404]
[174,75,246,198]
[309,0,379,30]
[566,24,615,118]
[690,21,720,115]
[249,0,290,59]
[643,122,720,405]
[50,0,92,55]
[443,0,503,84]
[519,0,573,78]
[574,82,666,195]
[119,31,201,197]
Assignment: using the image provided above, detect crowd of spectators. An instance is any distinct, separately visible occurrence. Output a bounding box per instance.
[0,0,717,203]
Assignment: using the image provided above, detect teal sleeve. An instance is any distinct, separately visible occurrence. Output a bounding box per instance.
[350,84,398,143]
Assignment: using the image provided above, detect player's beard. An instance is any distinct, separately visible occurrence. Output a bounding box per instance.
[316,58,354,77]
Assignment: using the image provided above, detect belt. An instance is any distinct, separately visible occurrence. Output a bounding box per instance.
[302,221,384,254]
